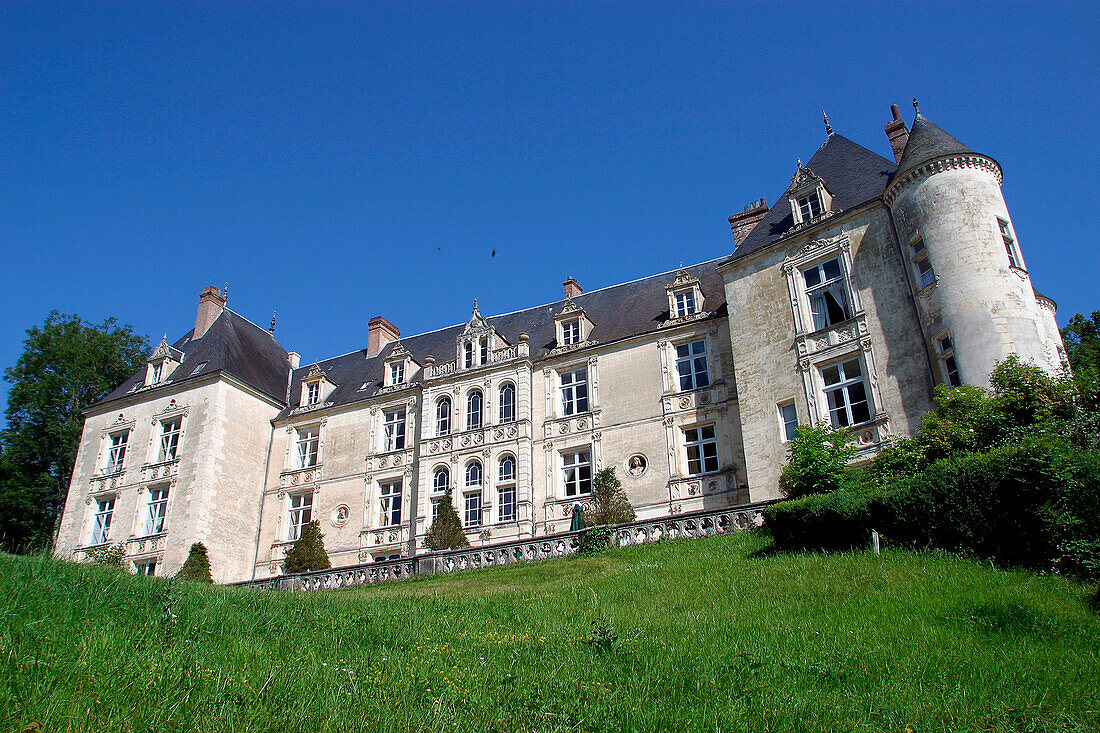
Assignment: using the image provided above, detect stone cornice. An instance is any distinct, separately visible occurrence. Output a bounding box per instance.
[883,153,1003,205]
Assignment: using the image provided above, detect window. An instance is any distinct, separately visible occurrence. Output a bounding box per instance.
[295,426,319,468]
[374,553,401,563]
[802,257,852,330]
[467,390,483,429]
[684,425,720,476]
[464,342,474,369]
[821,358,872,427]
[90,497,114,545]
[144,486,169,535]
[936,335,961,387]
[499,383,515,423]
[135,560,157,576]
[306,382,320,405]
[560,368,589,416]
[479,337,488,365]
[561,319,581,346]
[150,362,164,384]
[431,498,442,522]
[436,396,451,436]
[779,402,799,442]
[465,460,482,490]
[433,466,450,493]
[379,480,402,526]
[562,450,592,497]
[158,418,182,462]
[288,492,313,541]
[105,431,128,474]
[999,218,1023,269]
[383,409,406,451]
[464,492,482,528]
[388,362,405,386]
[910,237,935,290]
[797,191,823,221]
[189,361,208,377]
[675,340,710,391]
[675,290,697,318]
[498,455,516,522]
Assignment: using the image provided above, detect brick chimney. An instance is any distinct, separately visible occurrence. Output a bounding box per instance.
[885,104,910,164]
[367,316,400,357]
[728,198,769,246]
[194,285,227,339]
[563,277,582,300]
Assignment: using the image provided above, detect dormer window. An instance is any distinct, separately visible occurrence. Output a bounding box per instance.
[675,291,696,318]
[383,342,417,388]
[553,301,593,351]
[561,319,581,346]
[457,300,502,369]
[144,337,181,387]
[797,191,823,221]
[664,267,705,325]
[785,161,833,228]
[300,363,337,407]
[389,362,404,385]
[306,383,320,406]
[150,362,163,383]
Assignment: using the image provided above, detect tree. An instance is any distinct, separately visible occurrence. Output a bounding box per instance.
[1062,311,1100,405]
[779,423,858,500]
[583,467,635,527]
[176,543,213,583]
[282,520,331,573]
[0,312,149,552]
[425,490,470,551]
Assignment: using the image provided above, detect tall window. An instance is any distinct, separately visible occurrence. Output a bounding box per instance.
[499,383,515,423]
[383,409,406,451]
[288,492,313,541]
[562,450,592,497]
[936,335,962,387]
[684,425,719,475]
[150,362,164,384]
[467,390,483,429]
[676,340,710,390]
[479,337,488,365]
[464,342,474,369]
[465,460,482,490]
[105,432,128,474]
[433,466,449,493]
[306,382,320,405]
[802,258,851,330]
[464,492,482,528]
[910,237,935,290]
[388,362,405,385]
[436,396,451,436]
[821,358,871,427]
[675,291,697,318]
[561,319,581,346]
[498,455,516,522]
[158,418,182,462]
[560,368,589,416]
[797,191,823,221]
[296,426,319,468]
[778,402,799,442]
[136,560,157,576]
[90,497,114,545]
[999,218,1022,269]
[145,486,169,535]
[379,480,402,526]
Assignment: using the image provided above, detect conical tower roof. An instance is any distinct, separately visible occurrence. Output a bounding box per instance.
[895,113,974,176]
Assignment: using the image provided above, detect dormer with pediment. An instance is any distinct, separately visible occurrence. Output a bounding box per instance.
[785,160,834,231]
[457,301,505,370]
[550,299,595,355]
[300,362,337,409]
[144,337,183,387]
[383,341,420,388]
[662,266,707,327]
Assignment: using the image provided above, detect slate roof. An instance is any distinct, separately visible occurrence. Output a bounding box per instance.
[893,113,974,178]
[275,257,730,420]
[97,309,291,408]
[724,134,897,263]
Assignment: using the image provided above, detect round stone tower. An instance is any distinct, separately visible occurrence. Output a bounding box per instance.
[883,108,1064,387]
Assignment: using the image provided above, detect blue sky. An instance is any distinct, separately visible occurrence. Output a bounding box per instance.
[1,2,1096,419]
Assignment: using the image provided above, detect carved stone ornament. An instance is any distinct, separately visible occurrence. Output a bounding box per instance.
[627,454,648,478]
[785,161,823,195]
[331,504,350,528]
[305,362,327,381]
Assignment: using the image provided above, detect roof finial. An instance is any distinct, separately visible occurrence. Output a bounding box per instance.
[224,282,229,306]
[912,97,920,114]
[822,110,833,135]
[269,310,276,335]
[473,298,478,312]
[796,158,803,169]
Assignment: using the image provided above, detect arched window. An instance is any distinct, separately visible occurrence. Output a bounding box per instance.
[436,396,451,436]
[499,383,515,423]
[497,454,516,522]
[433,466,449,493]
[465,460,482,488]
[463,342,474,369]
[498,454,515,483]
[467,389,483,429]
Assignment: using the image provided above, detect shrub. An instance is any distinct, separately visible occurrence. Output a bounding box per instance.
[578,525,616,554]
[425,490,470,551]
[583,467,635,527]
[283,520,331,573]
[84,543,126,567]
[176,542,213,583]
[779,423,858,500]
[764,486,875,551]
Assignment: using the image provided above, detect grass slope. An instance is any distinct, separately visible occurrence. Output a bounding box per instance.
[2,532,1098,733]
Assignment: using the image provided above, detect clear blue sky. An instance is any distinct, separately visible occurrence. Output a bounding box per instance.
[1,2,1096,420]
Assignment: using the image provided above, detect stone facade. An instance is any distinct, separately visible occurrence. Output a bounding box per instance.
[55,106,1066,583]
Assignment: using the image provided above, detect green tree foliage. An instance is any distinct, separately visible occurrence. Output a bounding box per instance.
[1062,311,1100,406]
[176,543,213,583]
[282,520,331,573]
[583,467,635,527]
[0,312,149,552]
[778,423,859,500]
[425,490,470,551]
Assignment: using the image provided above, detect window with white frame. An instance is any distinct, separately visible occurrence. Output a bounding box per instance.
[561,319,581,346]
[479,337,488,365]
[431,497,442,522]
[379,480,402,526]
[436,396,451,436]
[802,257,852,330]
[388,361,405,386]
[778,402,799,442]
[288,492,313,541]
[499,383,515,423]
[135,560,157,576]
[464,342,474,369]
[144,485,169,535]
[675,340,710,391]
[157,418,182,462]
[498,454,517,522]
[295,426,319,468]
[562,450,592,497]
[383,408,406,451]
[465,460,482,490]
[433,466,450,494]
[467,390,483,429]
[463,491,482,528]
[797,190,823,221]
[910,237,935,290]
[936,334,961,387]
[150,361,164,384]
[998,218,1023,269]
[104,431,128,474]
[306,382,320,405]
[821,357,872,427]
[90,496,115,545]
[683,425,719,476]
[559,368,589,416]
[674,290,697,318]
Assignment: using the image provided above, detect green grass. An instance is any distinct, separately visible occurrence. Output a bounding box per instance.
[2,532,1099,732]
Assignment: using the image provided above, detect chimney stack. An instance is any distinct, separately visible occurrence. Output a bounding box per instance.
[287,351,301,369]
[367,316,400,357]
[563,277,582,300]
[885,104,910,164]
[194,285,227,339]
[728,198,769,246]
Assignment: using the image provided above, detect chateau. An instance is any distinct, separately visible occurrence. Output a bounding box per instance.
[55,106,1066,583]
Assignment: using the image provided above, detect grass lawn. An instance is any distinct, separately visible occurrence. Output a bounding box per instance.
[2,531,1098,732]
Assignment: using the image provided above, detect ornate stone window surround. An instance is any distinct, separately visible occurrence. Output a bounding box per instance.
[145,400,188,468]
[783,234,863,338]
[274,486,319,543]
[908,233,938,295]
[548,300,597,356]
[798,339,887,432]
[98,414,135,476]
[132,480,173,539]
[662,268,708,328]
[544,356,599,421]
[785,163,835,233]
[362,462,410,532]
[995,216,1027,274]
[144,338,182,387]
[82,487,121,548]
[284,418,326,473]
[370,397,417,455]
[300,362,336,409]
[657,324,723,396]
